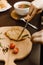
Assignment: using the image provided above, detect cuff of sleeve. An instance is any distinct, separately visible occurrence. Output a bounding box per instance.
[32,1,41,9]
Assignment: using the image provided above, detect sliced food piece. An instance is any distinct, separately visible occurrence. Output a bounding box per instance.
[5,26,31,41]
[0,3,6,9]
[0,0,7,9]
[5,28,21,40]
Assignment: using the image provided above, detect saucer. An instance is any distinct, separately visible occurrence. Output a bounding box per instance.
[11,10,26,20]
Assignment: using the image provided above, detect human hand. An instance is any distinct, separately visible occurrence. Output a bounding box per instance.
[32,30,43,43]
[24,4,42,22]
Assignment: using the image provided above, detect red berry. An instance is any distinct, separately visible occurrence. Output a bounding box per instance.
[10,43,15,49]
[13,47,19,54]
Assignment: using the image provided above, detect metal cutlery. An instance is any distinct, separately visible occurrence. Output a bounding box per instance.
[21,34,31,39]
[17,20,28,40]
[17,18,38,40]
[16,34,31,41]
[20,18,38,30]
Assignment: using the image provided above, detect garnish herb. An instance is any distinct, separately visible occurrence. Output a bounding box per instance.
[0,43,8,53]
[0,43,2,47]
[0,38,4,40]
[2,47,8,54]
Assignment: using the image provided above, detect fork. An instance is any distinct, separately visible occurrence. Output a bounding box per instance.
[17,18,38,40]
[20,18,38,30]
[17,20,28,40]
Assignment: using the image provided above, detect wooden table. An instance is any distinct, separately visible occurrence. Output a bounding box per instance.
[0,0,41,65]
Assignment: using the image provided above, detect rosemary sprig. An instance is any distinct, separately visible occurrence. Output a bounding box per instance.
[22,34,29,38]
[0,38,4,40]
[0,42,2,47]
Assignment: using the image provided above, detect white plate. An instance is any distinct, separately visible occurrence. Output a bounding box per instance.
[0,3,12,12]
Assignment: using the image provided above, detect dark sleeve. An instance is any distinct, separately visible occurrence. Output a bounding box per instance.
[40,11,43,65]
[41,11,43,29]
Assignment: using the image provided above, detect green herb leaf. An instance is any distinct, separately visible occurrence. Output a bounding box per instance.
[0,38,4,40]
[2,47,8,54]
[0,43,2,47]
[22,34,29,38]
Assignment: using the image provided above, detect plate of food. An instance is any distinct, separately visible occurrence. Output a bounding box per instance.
[0,26,32,65]
[0,0,12,12]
